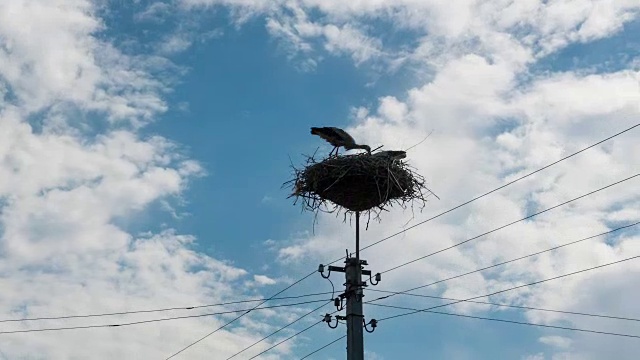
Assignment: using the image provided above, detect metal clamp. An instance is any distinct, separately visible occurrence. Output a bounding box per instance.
[369,272,381,286]
[323,313,339,329]
[364,318,378,333]
[318,264,332,279]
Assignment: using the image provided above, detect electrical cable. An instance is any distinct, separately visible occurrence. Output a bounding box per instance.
[225,300,331,359]
[0,299,329,335]
[164,270,317,359]
[0,291,335,324]
[369,303,640,339]
[247,320,324,360]
[374,255,640,322]
[225,267,340,359]
[241,304,349,358]
[160,123,637,358]
[380,173,639,274]
[368,221,639,302]
[367,289,640,322]
[322,123,640,264]
[299,335,346,359]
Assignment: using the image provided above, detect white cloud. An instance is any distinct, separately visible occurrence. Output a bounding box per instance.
[321,24,383,65]
[9,0,632,358]
[0,1,170,125]
[184,0,640,75]
[135,2,173,23]
[0,1,317,359]
[254,274,278,286]
[523,354,545,360]
[540,336,573,349]
[238,2,640,359]
[159,33,194,55]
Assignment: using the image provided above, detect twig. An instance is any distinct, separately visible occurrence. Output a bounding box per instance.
[405,129,434,152]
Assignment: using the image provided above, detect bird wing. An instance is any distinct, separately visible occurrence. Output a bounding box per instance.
[329,127,356,144]
[311,127,345,146]
[374,150,407,159]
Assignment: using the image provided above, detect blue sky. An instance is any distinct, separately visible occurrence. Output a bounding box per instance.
[1,1,639,359]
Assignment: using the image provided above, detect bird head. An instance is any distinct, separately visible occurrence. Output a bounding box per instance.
[361,145,372,154]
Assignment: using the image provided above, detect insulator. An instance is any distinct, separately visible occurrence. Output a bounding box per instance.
[318,264,325,273]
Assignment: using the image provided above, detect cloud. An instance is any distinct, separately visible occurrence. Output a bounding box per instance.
[181,0,640,77]
[253,274,277,286]
[230,1,640,358]
[523,354,545,360]
[158,33,195,55]
[540,336,573,349]
[0,1,316,359]
[6,0,632,358]
[0,1,171,125]
[135,2,173,23]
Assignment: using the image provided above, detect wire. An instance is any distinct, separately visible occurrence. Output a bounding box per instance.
[0,299,329,335]
[164,270,317,359]
[244,306,347,359]
[299,335,346,359]
[348,123,640,258]
[226,266,342,359]
[248,320,324,360]
[376,255,640,322]
[225,300,331,359]
[0,291,335,324]
[380,173,639,274]
[369,303,640,339]
[368,221,639,302]
[367,289,640,322]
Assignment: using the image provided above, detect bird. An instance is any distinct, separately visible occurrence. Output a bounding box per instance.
[372,150,407,160]
[310,127,371,157]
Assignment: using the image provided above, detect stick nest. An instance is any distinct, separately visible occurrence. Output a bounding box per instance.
[286,152,435,217]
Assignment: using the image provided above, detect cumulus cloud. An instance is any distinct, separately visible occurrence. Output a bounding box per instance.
[200,1,640,359]
[9,0,633,358]
[0,1,315,359]
[539,335,573,349]
[253,274,278,286]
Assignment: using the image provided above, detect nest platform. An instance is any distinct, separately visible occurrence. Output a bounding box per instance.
[287,152,433,215]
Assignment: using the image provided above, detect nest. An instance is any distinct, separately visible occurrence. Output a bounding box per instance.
[286,152,436,220]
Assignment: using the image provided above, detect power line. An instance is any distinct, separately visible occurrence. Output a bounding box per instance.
[165,270,317,359]
[0,299,329,335]
[300,335,346,359]
[369,221,639,302]
[156,123,636,358]
[369,303,640,339]
[225,300,331,359]
[236,303,346,359]
[367,289,640,322]
[0,291,334,324]
[342,123,640,259]
[375,255,640,322]
[380,173,639,274]
[248,320,324,360]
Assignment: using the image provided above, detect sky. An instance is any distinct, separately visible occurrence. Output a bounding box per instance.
[0,0,639,359]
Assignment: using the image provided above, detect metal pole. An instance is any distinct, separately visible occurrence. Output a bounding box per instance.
[346,211,364,360]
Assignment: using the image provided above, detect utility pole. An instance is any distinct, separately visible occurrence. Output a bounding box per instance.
[346,211,364,360]
[320,211,380,360]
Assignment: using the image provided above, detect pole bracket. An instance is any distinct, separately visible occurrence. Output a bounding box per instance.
[368,272,381,286]
[364,318,378,333]
[323,313,339,329]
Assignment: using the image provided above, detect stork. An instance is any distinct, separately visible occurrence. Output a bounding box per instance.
[372,150,407,160]
[310,127,371,157]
